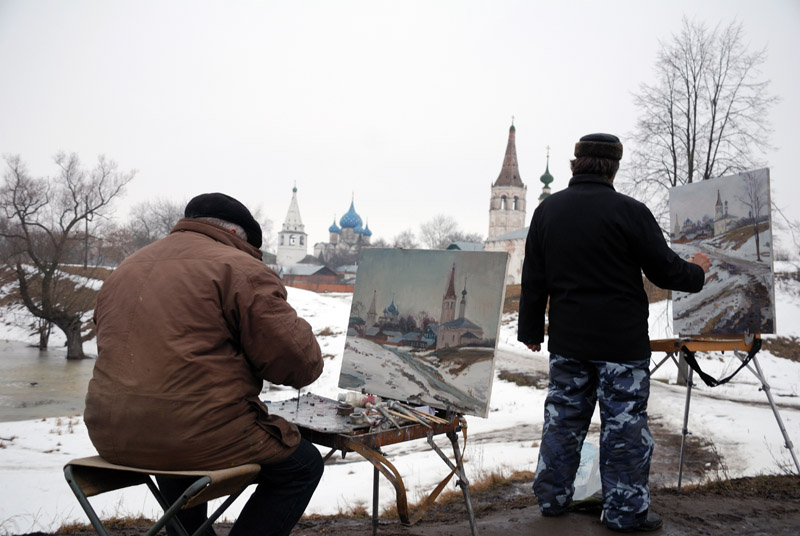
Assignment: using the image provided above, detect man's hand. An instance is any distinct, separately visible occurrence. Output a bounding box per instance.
[690,251,711,273]
[526,343,541,352]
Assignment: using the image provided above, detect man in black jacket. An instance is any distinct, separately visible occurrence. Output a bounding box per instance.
[518,133,710,532]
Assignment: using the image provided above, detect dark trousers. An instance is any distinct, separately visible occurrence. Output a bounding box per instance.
[533,353,654,530]
[156,438,324,536]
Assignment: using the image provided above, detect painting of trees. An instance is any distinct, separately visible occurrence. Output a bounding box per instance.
[737,170,769,262]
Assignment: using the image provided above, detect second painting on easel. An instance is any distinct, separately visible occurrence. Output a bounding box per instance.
[669,168,775,336]
[339,248,508,418]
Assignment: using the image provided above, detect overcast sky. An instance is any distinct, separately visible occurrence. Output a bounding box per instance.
[1,0,798,253]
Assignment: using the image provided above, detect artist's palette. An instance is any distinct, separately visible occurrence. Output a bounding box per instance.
[269,393,357,433]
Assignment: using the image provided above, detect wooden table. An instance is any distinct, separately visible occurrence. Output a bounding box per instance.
[270,393,478,535]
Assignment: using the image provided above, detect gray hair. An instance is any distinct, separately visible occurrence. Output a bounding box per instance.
[194,217,248,241]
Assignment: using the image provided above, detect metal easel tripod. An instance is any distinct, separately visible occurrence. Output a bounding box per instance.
[650,335,800,490]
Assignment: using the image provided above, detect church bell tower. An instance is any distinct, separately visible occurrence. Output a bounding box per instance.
[277,185,308,266]
[488,121,527,239]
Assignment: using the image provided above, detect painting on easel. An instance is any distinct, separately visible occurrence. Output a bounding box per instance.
[669,168,775,335]
[339,248,508,418]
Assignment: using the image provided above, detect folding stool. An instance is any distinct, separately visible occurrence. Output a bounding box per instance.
[64,456,261,536]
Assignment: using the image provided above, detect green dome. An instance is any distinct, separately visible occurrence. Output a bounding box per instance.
[540,161,554,187]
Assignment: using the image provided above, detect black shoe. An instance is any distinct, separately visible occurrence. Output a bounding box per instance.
[541,508,567,518]
[606,511,663,533]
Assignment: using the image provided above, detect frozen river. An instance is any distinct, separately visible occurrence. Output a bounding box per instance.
[0,340,94,422]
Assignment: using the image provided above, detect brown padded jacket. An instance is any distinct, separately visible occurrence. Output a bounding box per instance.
[84,219,323,470]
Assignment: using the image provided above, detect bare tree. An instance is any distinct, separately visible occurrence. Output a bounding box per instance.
[392,229,418,249]
[419,215,483,249]
[419,215,460,249]
[626,18,778,227]
[736,171,769,262]
[132,198,184,244]
[0,153,136,359]
[123,198,185,255]
[249,206,275,254]
[448,230,484,244]
[368,237,390,248]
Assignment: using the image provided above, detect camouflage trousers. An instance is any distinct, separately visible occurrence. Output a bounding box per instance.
[533,353,654,530]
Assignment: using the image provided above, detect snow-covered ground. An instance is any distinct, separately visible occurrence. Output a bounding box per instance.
[1,275,799,534]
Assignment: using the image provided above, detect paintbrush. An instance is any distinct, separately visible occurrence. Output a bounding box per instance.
[399,402,449,424]
[389,401,432,428]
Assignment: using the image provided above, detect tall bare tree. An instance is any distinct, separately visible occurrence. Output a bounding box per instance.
[0,153,135,358]
[626,18,777,226]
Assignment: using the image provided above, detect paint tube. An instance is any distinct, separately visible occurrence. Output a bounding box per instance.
[337,391,382,407]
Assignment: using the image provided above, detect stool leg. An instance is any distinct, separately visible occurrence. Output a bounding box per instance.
[63,465,110,536]
[145,476,210,536]
[195,474,260,536]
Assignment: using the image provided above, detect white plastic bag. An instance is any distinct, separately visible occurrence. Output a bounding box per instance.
[573,442,602,501]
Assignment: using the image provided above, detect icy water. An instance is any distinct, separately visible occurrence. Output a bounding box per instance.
[0,340,95,422]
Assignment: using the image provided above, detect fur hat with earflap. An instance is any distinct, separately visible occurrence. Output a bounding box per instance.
[574,133,623,161]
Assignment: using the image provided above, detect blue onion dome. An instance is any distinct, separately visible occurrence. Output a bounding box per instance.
[384,297,399,316]
[339,200,363,229]
[329,217,341,234]
[362,223,372,237]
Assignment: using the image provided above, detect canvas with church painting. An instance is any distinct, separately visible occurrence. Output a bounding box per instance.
[339,248,508,418]
[669,168,776,336]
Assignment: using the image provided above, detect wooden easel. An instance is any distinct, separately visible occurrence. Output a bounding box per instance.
[270,394,478,536]
[650,335,800,489]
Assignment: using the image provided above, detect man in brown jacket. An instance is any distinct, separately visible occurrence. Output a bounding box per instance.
[85,193,324,536]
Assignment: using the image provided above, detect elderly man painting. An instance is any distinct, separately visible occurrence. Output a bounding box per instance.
[85,193,324,536]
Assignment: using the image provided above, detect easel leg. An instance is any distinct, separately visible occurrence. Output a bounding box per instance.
[372,466,379,536]
[677,366,694,491]
[749,355,800,474]
[446,430,478,536]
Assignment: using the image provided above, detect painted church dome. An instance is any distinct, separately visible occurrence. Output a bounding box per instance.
[362,223,372,237]
[339,200,363,230]
[329,218,341,234]
[384,297,399,316]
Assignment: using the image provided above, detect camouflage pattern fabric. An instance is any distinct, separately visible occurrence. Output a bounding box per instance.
[533,353,654,530]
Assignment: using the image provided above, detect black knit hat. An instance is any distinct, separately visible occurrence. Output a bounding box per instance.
[184,193,262,249]
[574,133,623,161]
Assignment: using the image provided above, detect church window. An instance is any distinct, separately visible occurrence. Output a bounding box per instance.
[501,195,507,210]
[300,235,305,246]
[513,196,519,210]
[280,235,284,245]
[290,235,296,245]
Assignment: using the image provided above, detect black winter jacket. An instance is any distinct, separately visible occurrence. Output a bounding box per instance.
[517,174,705,361]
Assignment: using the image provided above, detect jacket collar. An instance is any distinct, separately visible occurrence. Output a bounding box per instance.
[568,174,616,191]
[170,219,264,261]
